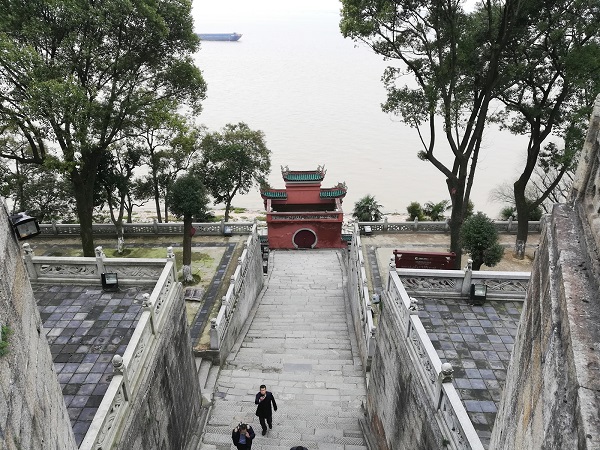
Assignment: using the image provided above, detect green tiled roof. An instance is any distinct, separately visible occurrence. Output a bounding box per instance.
[284,172,324,181]
[261,190,287,199]
[320,189,346,198]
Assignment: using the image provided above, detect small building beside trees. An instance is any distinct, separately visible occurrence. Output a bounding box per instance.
[260,166,347,249]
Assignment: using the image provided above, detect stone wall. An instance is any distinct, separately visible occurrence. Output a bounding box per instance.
[367,292,444,450]
[0,205,77,449]
[489,97,600,449]
[210,229,265,366]
[116,284,202,449]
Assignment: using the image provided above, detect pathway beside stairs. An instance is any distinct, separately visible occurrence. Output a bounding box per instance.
[200,250,368,450]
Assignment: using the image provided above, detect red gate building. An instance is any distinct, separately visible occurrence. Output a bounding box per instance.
[260,166,347,249]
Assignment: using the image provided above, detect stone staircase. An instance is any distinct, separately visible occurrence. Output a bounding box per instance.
[197,250,368,450]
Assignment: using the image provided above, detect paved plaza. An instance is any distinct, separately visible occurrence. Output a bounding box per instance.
[34,285,147,446]
[201,250,368,450]
[417,298,522,447]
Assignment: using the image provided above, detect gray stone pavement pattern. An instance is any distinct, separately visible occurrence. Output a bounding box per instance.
[34,285,147,446]
[201,250,368,450]
[417,298,522,448]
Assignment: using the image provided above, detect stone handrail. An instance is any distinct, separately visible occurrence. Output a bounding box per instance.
[35,217,539,240]
[386,270,484,450]
[357,217,541,234]
[22,244,166,286]
[209,225,264,365]
[37,219,256,237]
[347,224,376,369]
[79,259,180,450]
[395,262,530,301]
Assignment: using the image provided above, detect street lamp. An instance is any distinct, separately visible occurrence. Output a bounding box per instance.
[470,284,487,305]
[9,212,41,240]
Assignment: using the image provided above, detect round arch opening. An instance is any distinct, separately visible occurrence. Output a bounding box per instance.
[293,228,317,249]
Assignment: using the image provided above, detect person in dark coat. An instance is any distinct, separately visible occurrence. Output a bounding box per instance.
[231,423,255,450]
[255,384,277,435]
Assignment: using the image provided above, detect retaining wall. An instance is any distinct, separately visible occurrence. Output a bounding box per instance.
[0,204,77,450]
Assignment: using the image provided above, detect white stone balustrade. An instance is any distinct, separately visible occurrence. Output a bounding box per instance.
[80,260,179,450]
[208,226,264,365]
[347,224,377,369]
[386,270,485,450]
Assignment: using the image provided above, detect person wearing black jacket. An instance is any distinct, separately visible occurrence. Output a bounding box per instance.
[255,384,277,435]
[231,423,255,450]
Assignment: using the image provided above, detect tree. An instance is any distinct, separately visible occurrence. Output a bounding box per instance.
[134,108,203,223]
[406,202,425,221]
[96,143,144,237]
[491,0,600,258]
[353,195,383,222]
[423,200,451,222]
[167,173,209,282]
[499,204,542,221]
[196,123,271,222]
[340,0,525,268]
[0,0,206,256]
[460,212,504,270]
[0,161,76,222]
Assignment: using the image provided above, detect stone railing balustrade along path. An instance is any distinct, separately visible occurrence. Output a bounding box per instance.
[200,250,368,450]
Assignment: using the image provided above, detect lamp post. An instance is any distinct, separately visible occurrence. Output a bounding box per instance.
[9,212,41,240]
[470,284,488,305]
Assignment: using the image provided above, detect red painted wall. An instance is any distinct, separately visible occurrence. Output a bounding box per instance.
[267,220,345,249]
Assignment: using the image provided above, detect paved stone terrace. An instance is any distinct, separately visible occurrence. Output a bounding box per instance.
[34,285,147,446]
[201,250,368,450]
[417,298,522,448]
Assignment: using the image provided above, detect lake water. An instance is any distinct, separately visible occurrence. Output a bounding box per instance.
[191,0,528,217]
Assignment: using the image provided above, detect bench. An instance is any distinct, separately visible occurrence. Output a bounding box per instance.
[393,250,456,270]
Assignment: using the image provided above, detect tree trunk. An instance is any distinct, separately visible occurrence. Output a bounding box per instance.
[153,176,162,223]
[449,218,462,269]
[182,216,192,266]
[224,199,232,222]
[448,178,465,270]
[513,179,529,259]
[72,176,96,257]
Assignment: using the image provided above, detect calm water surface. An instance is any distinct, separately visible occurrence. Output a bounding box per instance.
[192,0,527,217]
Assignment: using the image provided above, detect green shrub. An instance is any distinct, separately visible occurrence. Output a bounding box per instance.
[406,201,425,221]
[460,212,504,270]
[0,325,12,357]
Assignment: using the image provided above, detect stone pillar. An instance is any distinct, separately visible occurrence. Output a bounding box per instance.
[22,243,37,280]
[461,259,473,297]
[95,245,106,274]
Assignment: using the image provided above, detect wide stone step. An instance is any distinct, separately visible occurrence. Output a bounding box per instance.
[202,424,367,449]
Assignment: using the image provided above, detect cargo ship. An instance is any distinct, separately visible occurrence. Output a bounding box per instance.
[196,33,242,42]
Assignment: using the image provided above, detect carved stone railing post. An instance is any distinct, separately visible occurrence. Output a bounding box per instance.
[462,259,473,296]
[51,219,58,235]
[142,294,155,334]
[95,246,106,274]
[437,362,454,409]
[210,318,219,350]
[112,355,130,401]
[22,243,37,280]
[166,246,175,260]
[413,217,419,231]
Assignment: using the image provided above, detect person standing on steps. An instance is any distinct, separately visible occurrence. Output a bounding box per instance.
[255,384,277,435]
[231,422,255,450]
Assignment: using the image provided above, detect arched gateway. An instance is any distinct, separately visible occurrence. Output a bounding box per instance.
[261,166,347,249]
